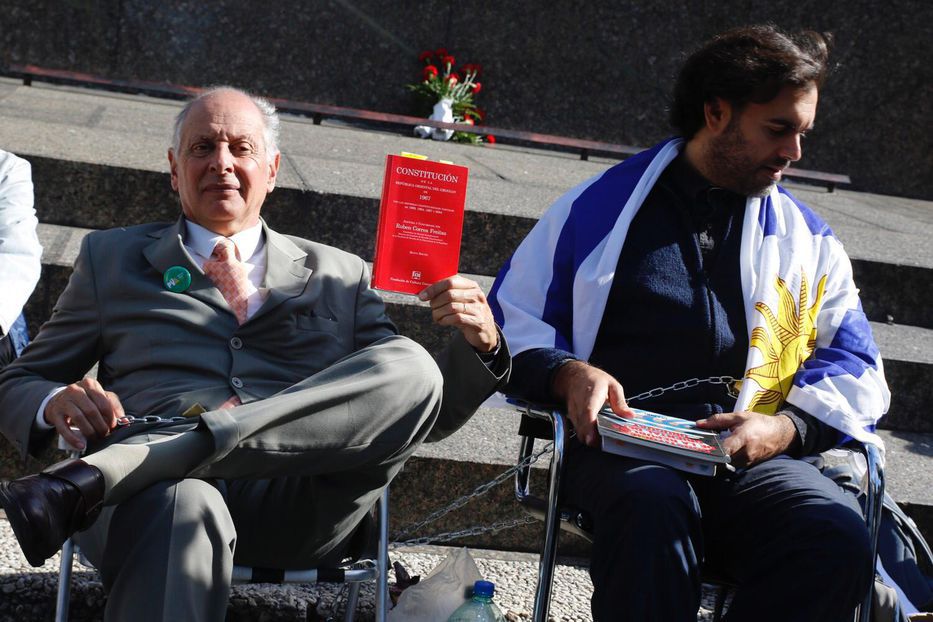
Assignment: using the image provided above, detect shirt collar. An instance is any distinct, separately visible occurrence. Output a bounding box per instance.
[184,219,265,262]
[665,153,746,210]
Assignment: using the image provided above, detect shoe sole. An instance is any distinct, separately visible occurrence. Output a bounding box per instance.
[0,482,48,567]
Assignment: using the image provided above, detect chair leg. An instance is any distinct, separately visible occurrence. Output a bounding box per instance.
[343,583,361,622]
[533,412,566,622]
[55,537,76,622]
[857,443,886,622]
[375,487,389,622]
[712,585,727,622]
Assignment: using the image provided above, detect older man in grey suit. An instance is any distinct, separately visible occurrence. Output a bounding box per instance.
[0,87,508,621]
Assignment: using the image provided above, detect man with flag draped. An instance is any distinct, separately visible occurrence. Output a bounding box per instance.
[490,25,889,621]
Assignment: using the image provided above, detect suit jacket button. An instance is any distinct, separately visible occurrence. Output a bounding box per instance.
[230,337,243,350]
[231,376,244,388]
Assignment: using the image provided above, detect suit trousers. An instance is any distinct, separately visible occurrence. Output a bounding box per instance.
[559,438,873,622]
[76,335,442,622]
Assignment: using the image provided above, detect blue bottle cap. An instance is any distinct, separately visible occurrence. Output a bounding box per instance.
[163,266,192,293]
[473,580,495,598]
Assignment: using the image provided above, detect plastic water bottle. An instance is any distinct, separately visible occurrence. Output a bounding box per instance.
[446,580,506,621]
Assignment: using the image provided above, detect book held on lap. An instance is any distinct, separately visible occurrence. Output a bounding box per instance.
[597,408,732,477]
[372,153,469,295]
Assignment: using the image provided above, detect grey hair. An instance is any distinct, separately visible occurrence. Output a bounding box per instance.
[171,86,280,162]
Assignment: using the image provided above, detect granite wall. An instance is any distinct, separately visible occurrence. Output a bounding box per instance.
[0,0,930,199]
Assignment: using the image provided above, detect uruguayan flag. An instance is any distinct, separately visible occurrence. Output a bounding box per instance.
[490,138,889,456]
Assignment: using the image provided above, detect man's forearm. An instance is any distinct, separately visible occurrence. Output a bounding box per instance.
[778,403,841,457]
[505,347,579,404]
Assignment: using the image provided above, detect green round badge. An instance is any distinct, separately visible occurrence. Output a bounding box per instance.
[163,266,192,293]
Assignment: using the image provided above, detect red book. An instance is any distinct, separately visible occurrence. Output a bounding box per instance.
[372,154,469,294]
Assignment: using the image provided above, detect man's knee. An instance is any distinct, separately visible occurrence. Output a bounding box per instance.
[605,463,696,521]
[382,335,444,396]
[375,335,443,428]
[810,500,873,580]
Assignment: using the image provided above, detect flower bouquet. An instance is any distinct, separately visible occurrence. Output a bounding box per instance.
[408,48,486,143]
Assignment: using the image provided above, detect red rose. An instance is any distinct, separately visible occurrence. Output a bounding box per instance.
[445,73,459,84]
[418,51,433,63]
[473,108,485,121]
[471,82,482,94]
[462,117,475,126]
[423,65,439,80]
[486,134,496,144]
[435,47,448,58]
[442,55,455,67]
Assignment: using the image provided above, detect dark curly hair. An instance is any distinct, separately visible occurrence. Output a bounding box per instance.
[670,25,833,139]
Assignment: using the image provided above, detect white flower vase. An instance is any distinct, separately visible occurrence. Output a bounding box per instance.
[414,98,455,141]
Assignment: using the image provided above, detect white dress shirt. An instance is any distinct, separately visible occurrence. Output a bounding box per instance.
[183,219,269,320]
[0,150,42,336]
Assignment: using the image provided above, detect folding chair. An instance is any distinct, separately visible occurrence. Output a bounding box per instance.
[512,401,885,622]
[54,436,390,622]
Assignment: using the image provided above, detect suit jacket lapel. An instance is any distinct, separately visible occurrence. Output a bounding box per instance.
[142,217,228,311]
[251,220,313,322]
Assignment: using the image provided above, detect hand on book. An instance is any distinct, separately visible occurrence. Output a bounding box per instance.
[418,275,499,353]
[695,411,797,467]
[551,361,636,447]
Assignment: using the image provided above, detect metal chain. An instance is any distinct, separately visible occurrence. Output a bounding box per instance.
[627,375,739,402]
[324,583,349,621]
[389,375,738,547]
[391,515,538,549]
[390,440,554,544]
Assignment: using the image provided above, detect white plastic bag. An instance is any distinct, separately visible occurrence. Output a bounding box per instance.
[388,547,482,622]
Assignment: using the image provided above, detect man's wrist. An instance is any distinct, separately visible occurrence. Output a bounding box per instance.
[775,412,802,454]
[476,338,501,363]
[35,386,67,431]
[551,359,586,401]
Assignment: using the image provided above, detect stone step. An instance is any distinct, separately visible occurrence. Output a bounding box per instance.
[25,222,933,436]
[1,80,932,328]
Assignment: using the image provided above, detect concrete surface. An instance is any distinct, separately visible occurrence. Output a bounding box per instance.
[1,1,930,199]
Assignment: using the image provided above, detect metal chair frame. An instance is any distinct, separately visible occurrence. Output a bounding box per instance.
[54,439,390,622]
[513,402,885,622]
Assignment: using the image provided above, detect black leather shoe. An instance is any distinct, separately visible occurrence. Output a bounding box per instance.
[0,459,104,567]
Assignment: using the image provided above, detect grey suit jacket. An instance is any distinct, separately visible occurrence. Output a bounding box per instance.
[0,217,507,458]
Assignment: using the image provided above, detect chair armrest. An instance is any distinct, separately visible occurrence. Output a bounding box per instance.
[508,396,565,441]
[839,440,884,622]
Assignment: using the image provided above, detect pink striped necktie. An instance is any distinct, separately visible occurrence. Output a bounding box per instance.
[203,237,250,325]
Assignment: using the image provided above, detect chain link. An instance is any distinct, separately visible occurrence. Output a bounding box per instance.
[390,440,554,544]
[391,516,538,549]
[627,375,739,402]
[389,375,739,547]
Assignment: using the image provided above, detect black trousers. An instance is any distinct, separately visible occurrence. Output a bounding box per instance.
[560,438,873,622]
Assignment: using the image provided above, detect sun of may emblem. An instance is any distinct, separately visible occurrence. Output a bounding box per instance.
[745,270,827,414]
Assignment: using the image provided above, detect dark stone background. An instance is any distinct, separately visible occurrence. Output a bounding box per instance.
[0,0,930,199]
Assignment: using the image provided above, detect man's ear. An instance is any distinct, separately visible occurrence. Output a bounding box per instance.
[703,98,733,135]
[266,152,281,192]
[168,149,179,191]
